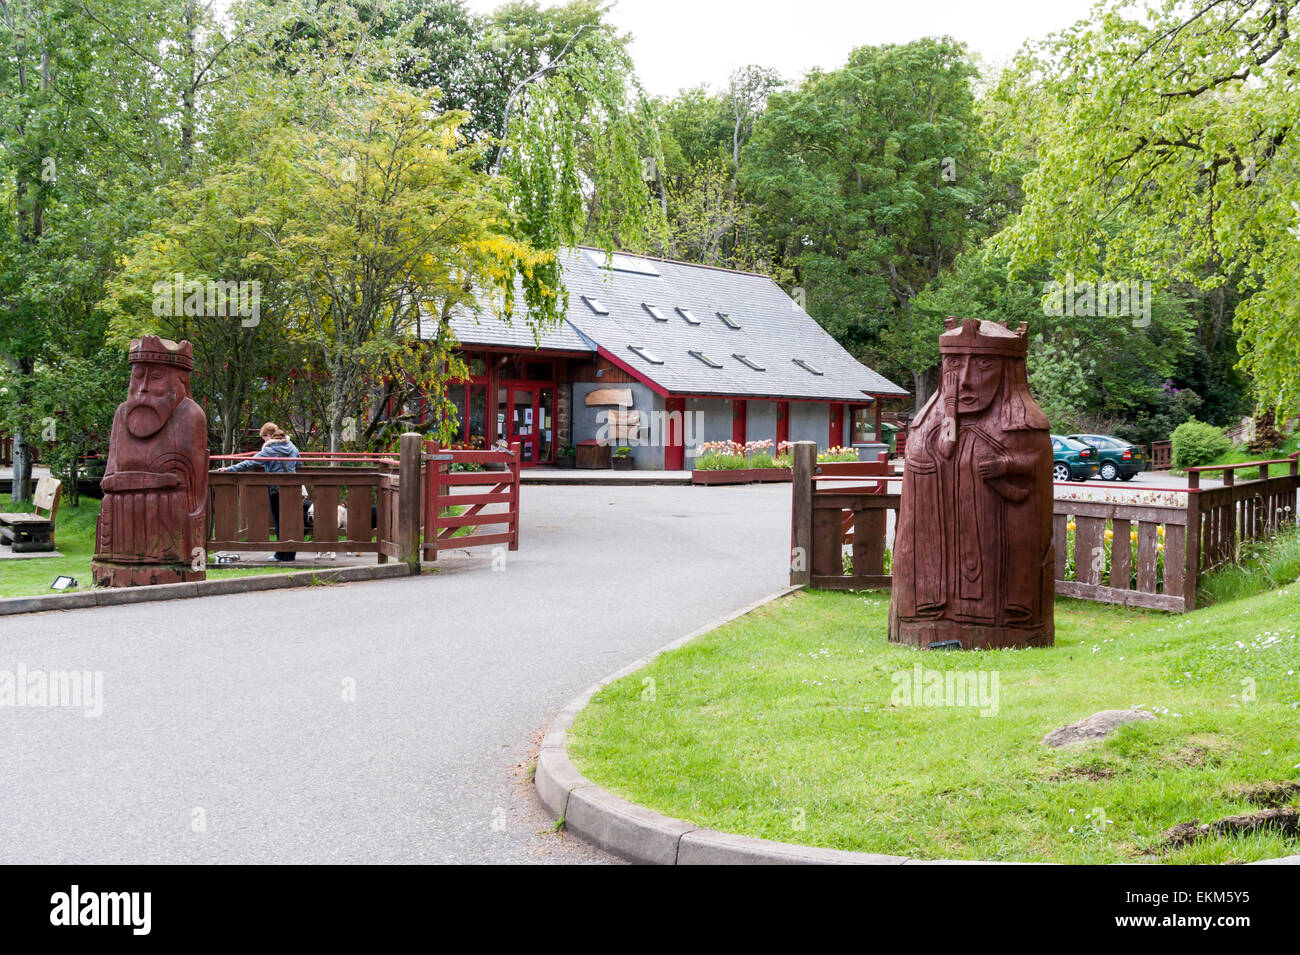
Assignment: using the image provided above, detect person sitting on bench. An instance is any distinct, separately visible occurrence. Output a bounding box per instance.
[219,422,301,562]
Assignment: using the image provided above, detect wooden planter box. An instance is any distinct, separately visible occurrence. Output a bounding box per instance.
[691,468,792,485]
[576,442,611,469]
[612,457,636,470]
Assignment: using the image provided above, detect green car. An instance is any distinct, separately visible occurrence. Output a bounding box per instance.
[1050,434,1099,482]
[1069,433,1146,481]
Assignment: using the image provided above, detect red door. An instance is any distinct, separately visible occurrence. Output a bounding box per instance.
[500,385,538,465]
[665,396,685,470]
[828,403,843,449]
[732,399,747,446]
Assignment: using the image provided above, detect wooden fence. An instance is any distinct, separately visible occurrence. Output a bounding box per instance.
[421,440,520,560]
[207,433,521,566]
[209,452,406,561]
[1052,499,1192,611]
[1149,440,1172,470]
[1187,457,1300,576]
[790,440,1300,613]
[790,443,900,590]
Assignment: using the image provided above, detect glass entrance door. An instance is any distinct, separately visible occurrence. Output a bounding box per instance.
[498,385,537,465]
[496,380,556,466]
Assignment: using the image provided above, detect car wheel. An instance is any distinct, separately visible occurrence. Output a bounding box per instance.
[1100,461,1119,481]
[1052,463,1070,482]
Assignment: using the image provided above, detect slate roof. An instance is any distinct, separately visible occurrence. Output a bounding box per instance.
[441,247,908,401]
[444,301,594,353]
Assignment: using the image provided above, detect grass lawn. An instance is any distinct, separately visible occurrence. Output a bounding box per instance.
[0,494,292,598]
[568,586,1300,863]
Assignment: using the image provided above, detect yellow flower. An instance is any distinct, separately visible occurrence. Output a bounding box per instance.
[1067,521,1076,532]
[1157,543,1165,552]
[1130,530,1138,541]
[1158,526,1165,538]
[1104,529,1114,540]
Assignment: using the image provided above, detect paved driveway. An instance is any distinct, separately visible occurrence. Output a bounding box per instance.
[0,484,792,863]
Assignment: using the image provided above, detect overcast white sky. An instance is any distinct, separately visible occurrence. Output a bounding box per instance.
[208,0,1103,95]
[462,0,1102,95]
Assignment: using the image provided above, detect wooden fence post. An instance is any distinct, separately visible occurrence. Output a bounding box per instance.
[398,432,422,570]
[1183,489,1200,612]
[790,441,816,586]
[508,441,521,551]
[1290,454,1300,532]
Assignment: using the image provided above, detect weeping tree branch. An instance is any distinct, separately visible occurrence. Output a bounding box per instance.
[489,23,597,176]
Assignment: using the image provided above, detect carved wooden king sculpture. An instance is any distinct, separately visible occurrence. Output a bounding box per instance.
[889,318,1054,649]
[92,336,208,587]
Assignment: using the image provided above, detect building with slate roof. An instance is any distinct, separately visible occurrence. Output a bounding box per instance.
[423,247,908,469]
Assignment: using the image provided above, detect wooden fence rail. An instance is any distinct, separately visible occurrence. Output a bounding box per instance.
[790,441,1300,613]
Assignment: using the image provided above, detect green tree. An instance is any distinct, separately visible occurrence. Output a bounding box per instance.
[105,150,298,453]
[991,0,1300,417]
[0,0,194,499]
[741,38,991,407]
[653,68,783,269]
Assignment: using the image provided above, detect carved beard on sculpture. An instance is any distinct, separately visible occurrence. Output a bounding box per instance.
[125,363,184,439]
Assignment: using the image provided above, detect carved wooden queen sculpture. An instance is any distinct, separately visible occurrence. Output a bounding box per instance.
[889,318,1054,649]
[92,336,208,587]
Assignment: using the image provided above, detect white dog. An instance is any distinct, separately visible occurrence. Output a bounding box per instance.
[305,502,351,559]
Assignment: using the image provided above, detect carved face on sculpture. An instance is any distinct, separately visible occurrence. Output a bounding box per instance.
[125,362,186,439]
[943,353,1004,416]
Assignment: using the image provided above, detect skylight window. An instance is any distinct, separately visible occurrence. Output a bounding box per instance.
[628,345,664,364]
[733,354,765,371]
[676,307,701,325]
[584,249,661,276]
[689,349,723,369]
[582,295,609,315]
[793,358,823,376]
[717,311,741,329]
[643,303,668,322]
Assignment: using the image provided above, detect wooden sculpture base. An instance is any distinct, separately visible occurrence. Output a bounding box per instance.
[888,603,1054,650]
[91,562,206,588]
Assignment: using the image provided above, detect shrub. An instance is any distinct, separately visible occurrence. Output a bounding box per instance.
[1171,418,1231,469]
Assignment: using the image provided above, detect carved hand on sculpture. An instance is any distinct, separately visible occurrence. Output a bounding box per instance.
[938,369,959,458]
[981,453,1035,501]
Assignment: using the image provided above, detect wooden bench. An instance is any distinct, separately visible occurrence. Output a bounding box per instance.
[0,475,62,552]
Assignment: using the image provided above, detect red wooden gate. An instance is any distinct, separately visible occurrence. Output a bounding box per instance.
[422,440,520,559]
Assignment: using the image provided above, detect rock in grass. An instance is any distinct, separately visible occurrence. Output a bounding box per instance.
[1228,780,1300,807]
[1164,807,1299,849]
[1041,708,1155,748]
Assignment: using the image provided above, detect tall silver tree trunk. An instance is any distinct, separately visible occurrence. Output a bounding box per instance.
[11,429,32,503]
[912,370,931,415]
